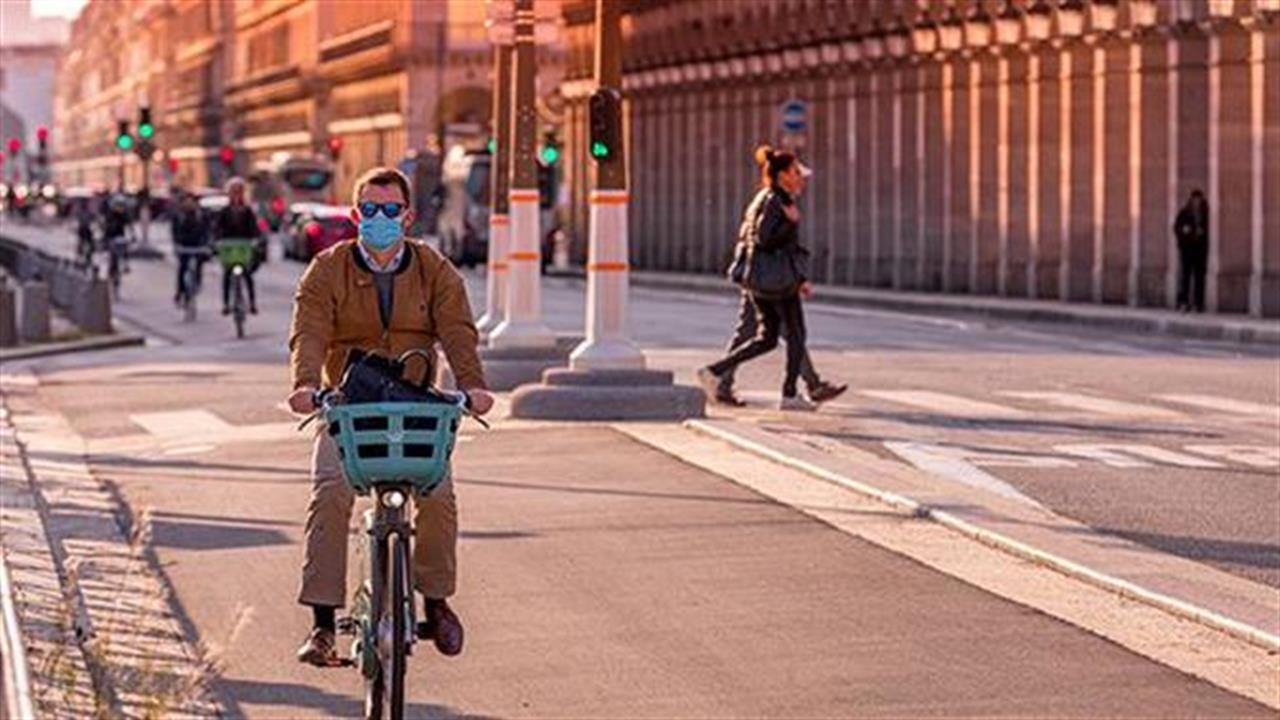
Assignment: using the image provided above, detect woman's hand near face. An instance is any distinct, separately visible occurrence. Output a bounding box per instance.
[799,281,814,299]
[783,204,801,223]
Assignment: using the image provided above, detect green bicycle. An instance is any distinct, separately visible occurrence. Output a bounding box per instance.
[311,374,479,720]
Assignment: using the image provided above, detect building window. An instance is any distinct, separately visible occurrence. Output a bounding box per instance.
[247,22,291,75]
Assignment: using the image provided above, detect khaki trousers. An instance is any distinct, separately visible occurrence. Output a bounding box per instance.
[298,431,457,608]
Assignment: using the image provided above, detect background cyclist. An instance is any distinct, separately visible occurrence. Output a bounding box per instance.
[213,177,263,315]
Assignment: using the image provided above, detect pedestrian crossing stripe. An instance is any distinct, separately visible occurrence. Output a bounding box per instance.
[999,392,1183,419]
[857,390,1028,418]
[1155,394,1280,420]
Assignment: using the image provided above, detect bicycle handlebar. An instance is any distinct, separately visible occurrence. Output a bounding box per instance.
[308,387,485,427]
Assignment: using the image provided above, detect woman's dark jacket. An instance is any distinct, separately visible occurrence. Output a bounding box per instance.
[749,187,810,295]
[1173,201,1209,253]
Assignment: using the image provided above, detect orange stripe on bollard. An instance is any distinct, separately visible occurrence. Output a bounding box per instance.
[492,262,510,271]
[508,251,540,261]
[588,262,629,272]
[509,190,539,202]
[589,192,630,205]
[490,215,510,226]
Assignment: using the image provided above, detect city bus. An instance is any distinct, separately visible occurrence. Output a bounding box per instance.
[248,152,335,232]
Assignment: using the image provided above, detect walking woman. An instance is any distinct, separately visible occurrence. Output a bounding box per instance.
[1173,189,1210,313]
[698,145,839,411]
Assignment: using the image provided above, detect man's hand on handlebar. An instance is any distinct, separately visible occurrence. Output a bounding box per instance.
[288,386,317,414]
[465,389,494,416]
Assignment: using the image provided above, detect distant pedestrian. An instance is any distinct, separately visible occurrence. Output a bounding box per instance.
[1173,189,1210,313]
[697,145,844,411]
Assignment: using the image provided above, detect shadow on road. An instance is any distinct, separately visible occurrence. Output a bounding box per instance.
[215,677,502,719]
[812,410,1224,439]
[28,448,302,477]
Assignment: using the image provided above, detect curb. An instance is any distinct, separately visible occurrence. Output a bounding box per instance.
[0,550,36,720]
[686,419,1280,654]
[0,333,146,362]
[617,269,1280,347]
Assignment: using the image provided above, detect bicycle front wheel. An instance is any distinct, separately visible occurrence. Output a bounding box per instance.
[232,272,246,339]
[388,535,409,720]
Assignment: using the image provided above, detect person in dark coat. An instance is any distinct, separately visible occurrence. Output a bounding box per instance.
[1173,190,1210,313]
[213,177,263,314]
[171,191,210,304]
[698,146,841,411]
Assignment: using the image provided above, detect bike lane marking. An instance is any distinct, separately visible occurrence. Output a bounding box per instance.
[1156,394,1280,422]
[858,390,1029,418]
[1000,391,1184,419]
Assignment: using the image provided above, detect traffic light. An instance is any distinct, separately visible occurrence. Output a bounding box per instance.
[327,135,343,160]
[36,126,48,147]
[486,137,496,154]
[539,134,561,166]
[167,157,179,174]
[115,121,133,151]
[6,137,20,156]
[218,144,235,167]
[138,107,154,139]
[588,87,622,163]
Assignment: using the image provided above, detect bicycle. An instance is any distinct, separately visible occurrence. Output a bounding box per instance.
[215,238,256,338]
[174,246,210,322]
[307,374,482,720]
[105,233,130,300]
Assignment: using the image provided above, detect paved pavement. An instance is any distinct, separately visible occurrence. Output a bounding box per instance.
[0,217,1276,716]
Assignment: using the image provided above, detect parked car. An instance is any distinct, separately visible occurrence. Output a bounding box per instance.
[284,202,357,262]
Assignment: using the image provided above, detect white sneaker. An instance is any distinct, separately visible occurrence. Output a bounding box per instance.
[696,367,721,400]
[779,395,816,412]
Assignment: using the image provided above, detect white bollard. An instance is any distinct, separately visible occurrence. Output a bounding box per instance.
[476,215,508,336]
[570,190,644,370]
[489,189,555,349]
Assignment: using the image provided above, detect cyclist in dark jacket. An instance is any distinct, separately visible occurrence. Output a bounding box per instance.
[213,177,263,314]
[171,192,210,304]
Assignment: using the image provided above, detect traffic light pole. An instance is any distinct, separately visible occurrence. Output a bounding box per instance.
[489,0,556,350]
[569,0,644,370]
[478,41,513,338]
[139,156,152,250]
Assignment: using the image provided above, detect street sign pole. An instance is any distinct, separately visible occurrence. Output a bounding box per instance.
[569,0,643,370]
[489,0,556,349]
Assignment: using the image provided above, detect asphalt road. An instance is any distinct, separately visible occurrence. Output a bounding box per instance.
[1,218,1276,716]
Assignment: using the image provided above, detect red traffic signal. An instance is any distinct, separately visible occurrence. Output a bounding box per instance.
[167,157,180,173]
[6,137,20,155]
[326,136,343,158]
[218,145,235,166]
[36,126,49,143]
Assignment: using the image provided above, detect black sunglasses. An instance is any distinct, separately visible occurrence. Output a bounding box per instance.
[357,201,405,219]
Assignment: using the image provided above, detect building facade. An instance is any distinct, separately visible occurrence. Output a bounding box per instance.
[560,0,1280,317]
[52,0,563,202]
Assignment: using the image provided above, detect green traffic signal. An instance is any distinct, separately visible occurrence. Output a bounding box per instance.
[590,141,610,159]
[540,144,560,165]
[138,123,154,139]
[486,137,496,154]
[116,134,134,151]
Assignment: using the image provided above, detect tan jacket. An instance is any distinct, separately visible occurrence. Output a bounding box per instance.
[288,239,487,392]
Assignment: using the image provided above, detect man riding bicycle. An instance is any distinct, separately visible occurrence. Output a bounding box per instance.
[171,190,210,304]
[286,167,493,667]
[214,177,263,315]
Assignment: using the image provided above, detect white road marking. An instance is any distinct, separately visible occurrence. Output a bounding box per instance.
[1184,445,1280,469]
[1054,443,1226,469]
[883,441,1062,506]
[860,390,1028,418]
[1156,394,1280,421]
[129,410,234,439]
[1001,391,1183,419]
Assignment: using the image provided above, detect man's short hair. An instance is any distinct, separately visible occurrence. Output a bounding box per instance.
[224,176,246,194]
[352,167,412,206]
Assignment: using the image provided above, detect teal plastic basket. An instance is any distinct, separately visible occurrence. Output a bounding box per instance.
[324,401,462,494]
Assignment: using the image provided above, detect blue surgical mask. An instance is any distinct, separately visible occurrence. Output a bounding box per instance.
[359,214,403,251]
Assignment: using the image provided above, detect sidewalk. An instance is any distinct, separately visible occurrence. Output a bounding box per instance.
[614,269,1280,346]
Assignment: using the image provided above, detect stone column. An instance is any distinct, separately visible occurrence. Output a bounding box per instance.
[1005,45,1031,298]
[1258,17,1280,318]
[1064,38,1096,302]
[1100,35,1134,304]
[975,50,1000,295]
[875,59,897,288]
[1034,42,1066,300]
[1211,20,1255,313]
[948,53,974,293]
[897,55,921,291]
[1137,29,1174,307]
[922,54,947,292]
[852,64,875,286]
[831,61,854,285]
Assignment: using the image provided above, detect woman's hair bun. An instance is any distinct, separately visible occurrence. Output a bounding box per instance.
[754,144,775,167]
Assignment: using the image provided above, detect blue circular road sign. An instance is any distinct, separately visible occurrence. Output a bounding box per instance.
[780,99,808,133]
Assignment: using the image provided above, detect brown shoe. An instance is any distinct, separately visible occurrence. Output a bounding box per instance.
[808,382,848,404]
[423,599,464,657]
[296,628,340,667]
[714,389,747,407]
